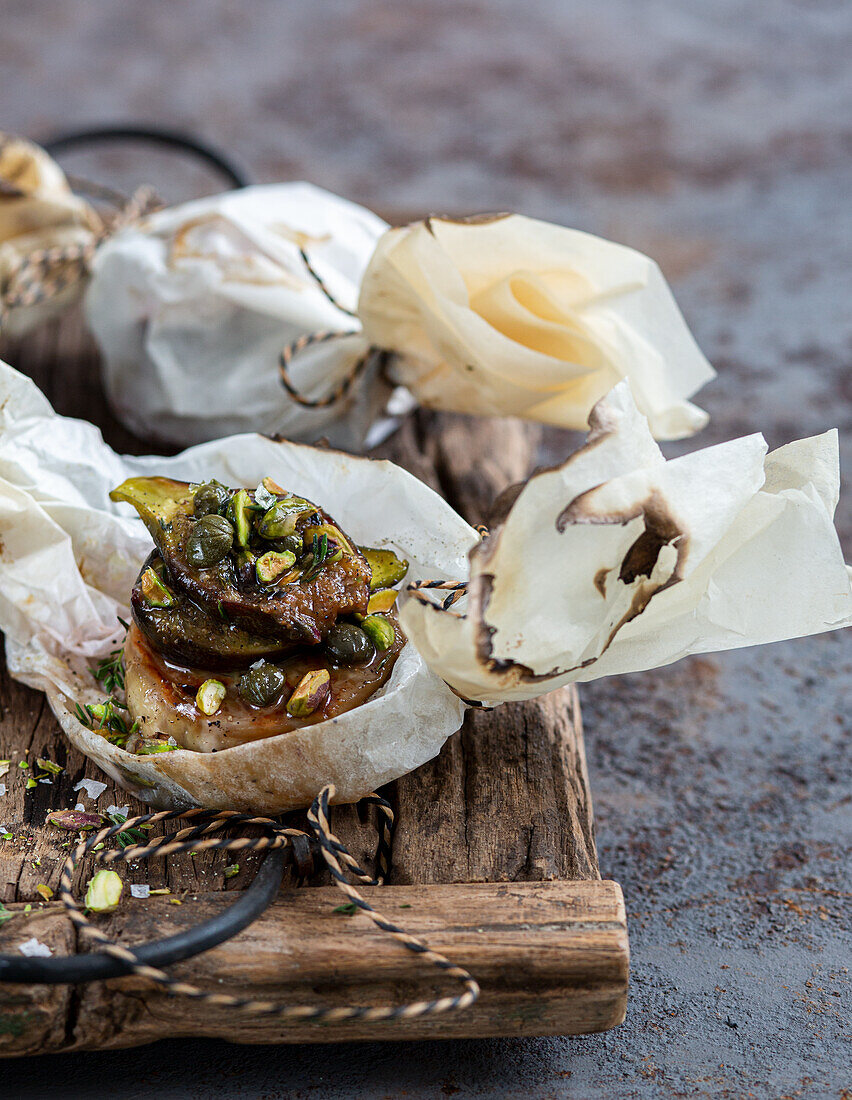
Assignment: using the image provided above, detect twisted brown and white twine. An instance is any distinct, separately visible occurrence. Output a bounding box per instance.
[0,176,161,321]
[54,784,478,1023]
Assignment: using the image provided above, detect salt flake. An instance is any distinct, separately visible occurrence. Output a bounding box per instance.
[130,884,150,899]
[18,937,52,958]
[73,779,107,801]
[107,804,129,818]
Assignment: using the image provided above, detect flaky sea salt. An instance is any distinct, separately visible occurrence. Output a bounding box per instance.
[107,804,129,818]
[130,884,150,899]
[74,802,85,811]
[0,783,6,798]
[18,937,52,958]
[73,779,107,801]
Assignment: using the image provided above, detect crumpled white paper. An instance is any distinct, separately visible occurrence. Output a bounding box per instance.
[359,214,715,441]
[400,382,852,703]
[85,195,715,452]
[0,360,849,811]
[85,183,401,451]
[0,133,98,336]
[0,359,469,812]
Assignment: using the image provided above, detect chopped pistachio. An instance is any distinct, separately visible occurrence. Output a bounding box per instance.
[258,496,312,539]
[262,476,285,495]
[286,668,331,717]
[47,809,103,832]
[36,884,53,902]
[196,679,227,716]
[149,888,171,895]
[256,550,296,585]
[85,869,123,913]
[25,777,37,790]
[366,588,398,614]
[139,566,178,608]
[135,740,179,755]
[18,760,29,769]
[359,546,409,591]
[228,488,253,548]
[169,897,182,906]
[360,615,396,651]
[224,863,240,879]
[36,758,63,776]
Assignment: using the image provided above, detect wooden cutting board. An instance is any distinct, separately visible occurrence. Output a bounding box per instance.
[0,310,628,1054]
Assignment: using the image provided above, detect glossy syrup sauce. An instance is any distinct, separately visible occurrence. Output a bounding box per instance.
[124,618,406,752]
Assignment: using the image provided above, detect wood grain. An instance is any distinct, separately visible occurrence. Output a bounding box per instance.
[0,881,627,1053]
[0,303,622,1051]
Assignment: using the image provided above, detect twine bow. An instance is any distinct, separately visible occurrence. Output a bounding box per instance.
[0,169,161,325]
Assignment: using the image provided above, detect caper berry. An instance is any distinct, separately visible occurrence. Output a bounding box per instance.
[325,622,374,666]
[238,662,286,707]
[193,480,230,517]
[186,514,234,567]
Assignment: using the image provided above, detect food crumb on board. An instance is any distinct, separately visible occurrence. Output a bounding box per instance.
[73,779,108,800]
[18,937,52,958]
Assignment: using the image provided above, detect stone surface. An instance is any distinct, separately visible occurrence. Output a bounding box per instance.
[1,0,850,1096]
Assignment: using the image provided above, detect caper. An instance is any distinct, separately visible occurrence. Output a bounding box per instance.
[325,622,374,666]
[193,480,230,517]
[238,662,286,707]
[258,497,312,539]
[269,534,303,557]
[186,514,234,567]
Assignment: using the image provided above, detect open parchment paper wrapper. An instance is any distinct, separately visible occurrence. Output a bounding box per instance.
[358,214,716,441]
[400,382,852,704]
[0,360,469,812]
[0,133,98,336]
[85,183,402,451]
[0,362,849,811]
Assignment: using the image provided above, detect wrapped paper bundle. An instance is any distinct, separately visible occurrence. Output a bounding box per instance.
[0,360,848,812]
[85,183,397,450]
[0,133,98,335]
[0,134,715,449]
[85,197,715,448]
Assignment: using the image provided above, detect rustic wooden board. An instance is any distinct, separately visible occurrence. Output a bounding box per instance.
[0,309,628,1054]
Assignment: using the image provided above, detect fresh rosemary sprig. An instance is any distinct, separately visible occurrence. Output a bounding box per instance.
[301,532,331,584]
[74,699,139,748]
[91,618,129,694]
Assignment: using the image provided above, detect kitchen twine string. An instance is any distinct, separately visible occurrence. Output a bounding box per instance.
[1,785,479,1021]
[0,125,253,325]
[0,154,162,324]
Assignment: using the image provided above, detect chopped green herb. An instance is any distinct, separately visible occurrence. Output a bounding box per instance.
[332,902,358,916]
[0,902,14,925]
[92,634,126,694]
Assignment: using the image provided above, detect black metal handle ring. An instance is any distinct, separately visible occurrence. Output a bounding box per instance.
[42,124,251,190]
[0,844,286,985]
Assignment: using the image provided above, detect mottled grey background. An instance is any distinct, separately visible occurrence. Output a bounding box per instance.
[2,1,850,1096]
